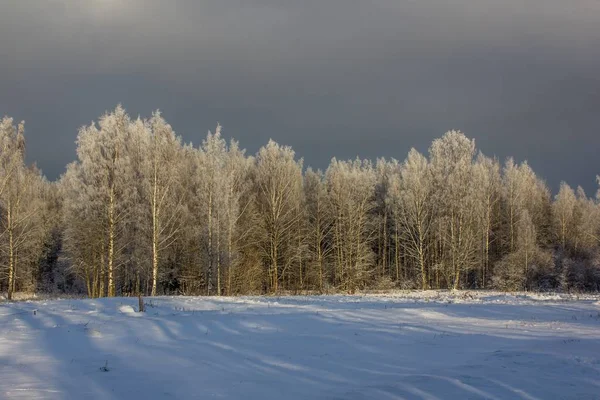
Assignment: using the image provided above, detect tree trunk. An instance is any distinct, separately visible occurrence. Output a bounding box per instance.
[107,186,116,297]
[216,213,221,296]
[382,212,388,277]
[394,217,400,282]
[317,219,323,292]
[151,166,159,296]
[99,242,105,298]
[207,191,213,295]
[418,222,427,290]
[298,224,303,290]
[509,199,515,252]
[7,206,14,301]
[272,232,278,294]
[227,219,233,296]
[86,269,93,298]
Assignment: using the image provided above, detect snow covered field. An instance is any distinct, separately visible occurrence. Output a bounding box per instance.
[1,292,599,400]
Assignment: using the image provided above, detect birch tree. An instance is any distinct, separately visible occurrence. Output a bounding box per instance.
[429,131,479,289]
[502,158,525,253]
[383,159,404,283]
[0,119,47,299]
[517,209,538,289]
[552,182,577,251]
[398,149,433,289]
[63,106,133,297]
[4,107,600,295]
[142,112,184,296]
[304,168,334,291]
[194,125,231,294]
[576,186,600,252]
[222,140,254,295]
[326,158,376,292]
[0,119,51,298]
[254,140,303,293]
[373,159,394,280]
[0,117,25,299]
[61,162,103,297]
[473,154,501,287]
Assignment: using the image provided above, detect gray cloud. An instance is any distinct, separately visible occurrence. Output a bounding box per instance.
[1,0,599,192]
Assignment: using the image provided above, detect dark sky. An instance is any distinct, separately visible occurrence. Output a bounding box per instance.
[1,0,599,194]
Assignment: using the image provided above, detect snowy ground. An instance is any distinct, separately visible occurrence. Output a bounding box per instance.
[1,292,599,400]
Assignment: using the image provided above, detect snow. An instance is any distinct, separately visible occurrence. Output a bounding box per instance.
[1,292,599,399]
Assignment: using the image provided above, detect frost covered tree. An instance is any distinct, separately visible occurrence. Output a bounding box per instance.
[61,162,103,297]
[196,126,228,294]
[221,140,254,295]
[552,182,577,251]
[304,168,333,291]
[62,106,135,297]
[429,131,479,289]
[493,210,538,291]
[326,158,376,292]
[502,158,526,253]
[189,126,255,295]
[501,159,551,249]
[393,149,433,289]
[383,159,403,283]
[577,184,600,251]
[0,117,25,299]
[517,210,538,289]
[0,118,50,299]
[254,140,303,293]
[142,112,184,296]
[6,106,600,296]
[572,187,597,253]
[373,159,394,282]
[473,154,501,287]
[4,169,47,296]
[0,118,24,199]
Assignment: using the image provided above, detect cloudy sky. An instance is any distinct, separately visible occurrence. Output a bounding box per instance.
[1,0,599,193]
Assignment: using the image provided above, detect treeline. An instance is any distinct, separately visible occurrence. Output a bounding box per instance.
[1,106,600,299]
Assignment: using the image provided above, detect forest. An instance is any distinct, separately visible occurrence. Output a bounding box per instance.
[1,106,599,300]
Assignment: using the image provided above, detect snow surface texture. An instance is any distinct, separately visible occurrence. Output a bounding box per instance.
[1,292,599,399]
